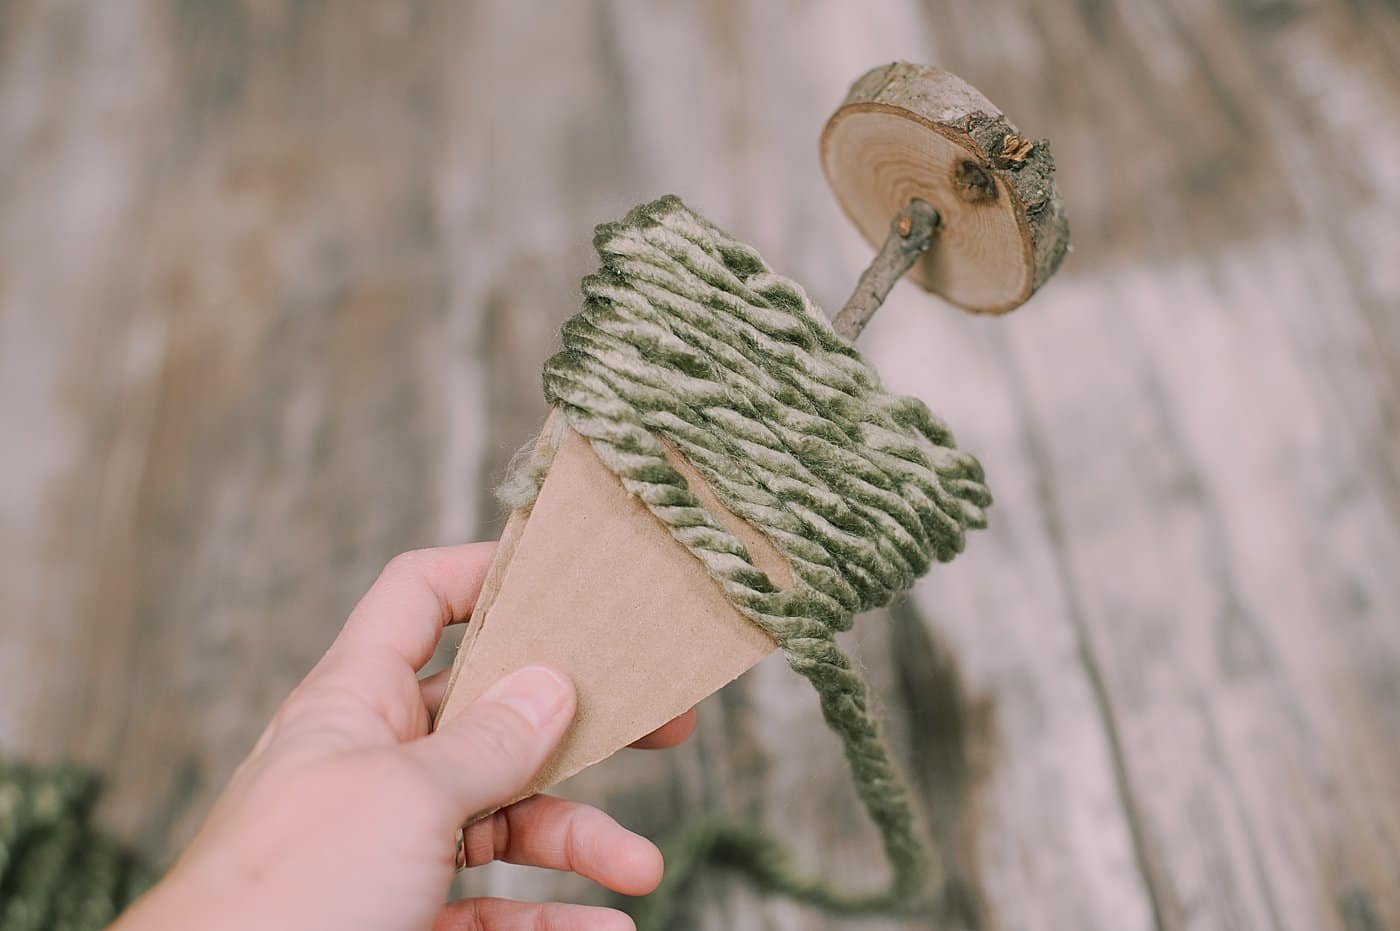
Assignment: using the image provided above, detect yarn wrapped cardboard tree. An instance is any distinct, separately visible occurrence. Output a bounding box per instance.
[434,62,1068,921]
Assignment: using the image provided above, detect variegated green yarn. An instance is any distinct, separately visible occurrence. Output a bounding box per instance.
[508,196,992,927]
[0,762,154,931]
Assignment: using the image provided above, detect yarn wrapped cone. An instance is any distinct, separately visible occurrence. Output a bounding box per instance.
[494,196,992,926]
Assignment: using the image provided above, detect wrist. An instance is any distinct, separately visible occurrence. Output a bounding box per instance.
[111,873,199,931]
[112,862,269,931]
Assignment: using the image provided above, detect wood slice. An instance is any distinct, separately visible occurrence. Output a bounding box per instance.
[433,419,787,808]
[821,62,1069,314]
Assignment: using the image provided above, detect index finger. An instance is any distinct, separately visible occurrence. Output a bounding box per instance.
[329,543,497,675]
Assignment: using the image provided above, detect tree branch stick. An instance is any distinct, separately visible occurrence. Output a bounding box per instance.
[831,199,940,340]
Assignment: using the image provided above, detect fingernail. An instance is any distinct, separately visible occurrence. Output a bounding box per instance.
[482,665,573,728]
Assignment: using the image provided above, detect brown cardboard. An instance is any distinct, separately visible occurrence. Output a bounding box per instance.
[433,419,789,807]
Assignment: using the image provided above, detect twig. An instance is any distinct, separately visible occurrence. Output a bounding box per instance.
[831,199,940,340]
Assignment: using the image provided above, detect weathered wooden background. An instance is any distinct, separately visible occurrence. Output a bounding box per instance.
[2,1,1398,928]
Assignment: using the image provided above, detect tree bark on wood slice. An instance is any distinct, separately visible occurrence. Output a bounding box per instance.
[822,62,1070,314]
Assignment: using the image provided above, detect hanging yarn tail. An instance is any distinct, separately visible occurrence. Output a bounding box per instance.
[632,809,940,930]
[503,195,993,927]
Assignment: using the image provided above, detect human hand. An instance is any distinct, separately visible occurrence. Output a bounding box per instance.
[113,543,693,931]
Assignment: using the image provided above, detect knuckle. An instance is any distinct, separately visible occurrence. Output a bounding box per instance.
[271,684,323,729]
[277,679,350,724]
[462,812,506,867]
[382,548,432,582]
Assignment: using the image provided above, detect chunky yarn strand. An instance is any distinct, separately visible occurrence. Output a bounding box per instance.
[517,196,991,927]
[0,762,153,931]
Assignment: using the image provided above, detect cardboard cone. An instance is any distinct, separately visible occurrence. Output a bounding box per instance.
[433,417,789,808]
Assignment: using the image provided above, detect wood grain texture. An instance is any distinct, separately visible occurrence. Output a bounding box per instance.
[1,1,1398,929]
[822,62,1069,312]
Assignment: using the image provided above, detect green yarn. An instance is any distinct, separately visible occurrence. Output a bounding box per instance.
[509,195,992,926]
[0,762,151,931]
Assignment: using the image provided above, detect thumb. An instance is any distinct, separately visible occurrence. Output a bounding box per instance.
[409,665,576,822]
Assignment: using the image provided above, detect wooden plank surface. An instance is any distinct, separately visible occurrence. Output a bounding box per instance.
[2,1,1398,929]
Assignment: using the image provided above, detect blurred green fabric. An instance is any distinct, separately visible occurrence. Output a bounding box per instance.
[0,762,152,931]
